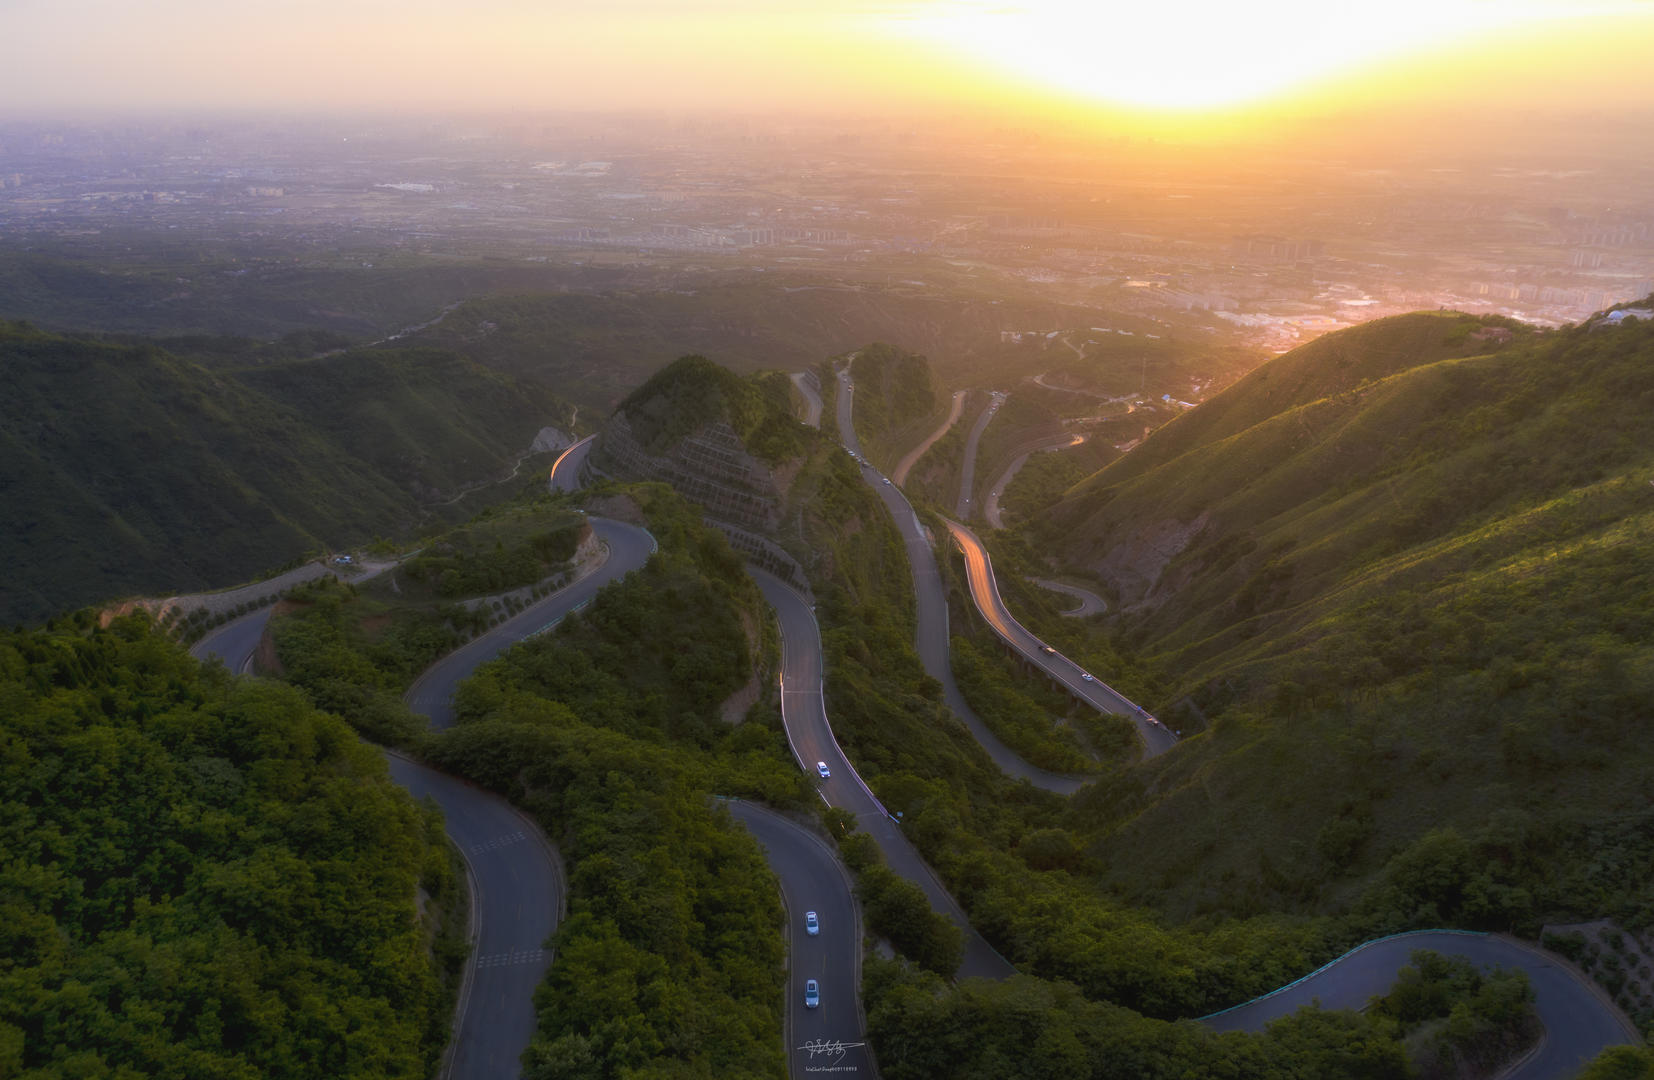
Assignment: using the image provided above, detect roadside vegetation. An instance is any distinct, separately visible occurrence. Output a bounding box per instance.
[864,949,1537,1080]
[267,499,591,746]
[273,481,806,1079]
[0,614,463,1079]
[965,308,1654,1040]
[964,393,1065,508]
[421,485,806,1079]
[849,343,946,471]
[899,390,978,507]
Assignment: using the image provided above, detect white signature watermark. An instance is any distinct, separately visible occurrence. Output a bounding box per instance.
[798,1038,865,1070]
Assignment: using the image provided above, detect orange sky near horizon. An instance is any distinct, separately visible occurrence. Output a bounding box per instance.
[2,0,1652,127]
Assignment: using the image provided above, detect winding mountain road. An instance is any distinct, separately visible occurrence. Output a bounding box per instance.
[1205,930,1640,1078]
[386,753,564,1080]
[891,389,966,487]
[836,367,1086,794]
[954,391,1004,520]
[192,607,275,674]
[548,434,596,493]
[1028,577,1107,617]
[406,518,657,729]
[753,566,1014,981]
[725,799,872,1076]
[944,519,1176,758]
[788,371,824,429]
[981,433,1084,530]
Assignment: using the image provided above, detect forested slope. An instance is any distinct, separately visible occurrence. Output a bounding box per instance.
[1023,308,1654,988]
[0,615,460,1078]
[0,321,569,623]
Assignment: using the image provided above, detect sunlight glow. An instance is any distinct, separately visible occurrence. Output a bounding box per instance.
[877,0,1643,110]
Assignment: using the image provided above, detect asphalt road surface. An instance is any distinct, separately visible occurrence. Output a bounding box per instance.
[1204,930,1640,1078]
[548,434,596,493]
[191,607,274,674]
[953,391,1004,520]
[387,753,563,1080]
[982,433,1083,530]
[836,368,1085,794]
[890,389,966,487]
[1028,577,1107,617]
[944,518,1176,759]
[406,517,657,728]
[726,800,872,1079]
[752,566,1015,981]
[789,371,824,429]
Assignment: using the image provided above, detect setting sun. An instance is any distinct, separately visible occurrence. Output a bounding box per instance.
[876,0,1638,111]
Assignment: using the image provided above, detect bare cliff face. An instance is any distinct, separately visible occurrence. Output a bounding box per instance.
[1086,512,1210,612]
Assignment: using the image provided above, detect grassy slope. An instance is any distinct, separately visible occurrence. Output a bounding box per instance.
[848,343,942,472]
[0,321,568,623]
[1022,311,1654,951]
[611,356,809,467]
[967,393,1066,509]
[900,390,983,509]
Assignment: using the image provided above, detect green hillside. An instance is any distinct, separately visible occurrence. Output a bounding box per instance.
[0,321,569,624]
[849,343,942,469]
[611,356,809,466]
[0,615,462,1079]
[1022,307,1654,971]
[1066,311,1535,496]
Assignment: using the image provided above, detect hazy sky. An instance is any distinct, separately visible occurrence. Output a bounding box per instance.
[4,0,1654,123]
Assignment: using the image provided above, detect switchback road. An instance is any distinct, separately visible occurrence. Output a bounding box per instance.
[891,389,966,487]
[1028,577,1107,617]
[944,518,1175,759]
[954,392,1004,520]
[753,566,1015,981]
[726,800,872,1078]
[406,518,657,729]
[386,754,564,1080]
[789,371,824,429]
[981,433,1083,530]
[836,367,1086,794]
[1204,930,1640,1078]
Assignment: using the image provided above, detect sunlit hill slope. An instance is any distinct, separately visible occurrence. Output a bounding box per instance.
[1033,308,1654,952]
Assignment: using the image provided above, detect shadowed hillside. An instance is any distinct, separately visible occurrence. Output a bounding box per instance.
[1021,306,1654,969]
[0,321,570,623]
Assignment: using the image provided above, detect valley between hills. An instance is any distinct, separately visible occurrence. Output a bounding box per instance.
[5,302,1653,1080]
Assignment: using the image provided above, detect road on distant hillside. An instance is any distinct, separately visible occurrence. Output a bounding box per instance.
[788,371,824,429]
[953,391,1004,520]
[725,800,872,1078]
[891,389,966,487]
[982,433,1083,530]
[387,753,563,1080]
[548,434,596,493]
[836,368,1086,794]
[406,517,656,728]
[752,567,1015,981]
[944,519,1174,758]
[1204,930,1641,1079]
[1028,577,1106,617]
